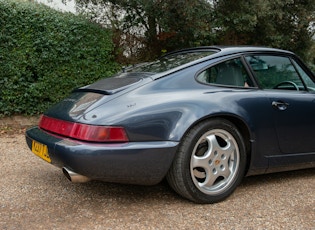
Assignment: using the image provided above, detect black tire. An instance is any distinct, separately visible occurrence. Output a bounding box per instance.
[166,118,247,203]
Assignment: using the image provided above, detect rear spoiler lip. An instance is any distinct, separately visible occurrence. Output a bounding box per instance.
[72,73,155,95]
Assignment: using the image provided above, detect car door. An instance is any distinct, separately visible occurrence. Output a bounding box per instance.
[245,54,315,169]
[195,56,280,174]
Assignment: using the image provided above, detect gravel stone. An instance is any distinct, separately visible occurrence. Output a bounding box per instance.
[0,134,314,229]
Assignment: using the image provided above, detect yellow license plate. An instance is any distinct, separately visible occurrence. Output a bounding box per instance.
[31,140,51,163]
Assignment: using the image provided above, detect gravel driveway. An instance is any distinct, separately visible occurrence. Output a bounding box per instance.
[0,133,314,229]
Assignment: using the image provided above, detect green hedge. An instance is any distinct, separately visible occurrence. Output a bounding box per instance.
[0,0,119,116]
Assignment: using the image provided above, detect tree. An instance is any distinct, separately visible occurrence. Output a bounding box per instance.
[68,0,315,63]
[213,0,315,60]
[75,0,215,62]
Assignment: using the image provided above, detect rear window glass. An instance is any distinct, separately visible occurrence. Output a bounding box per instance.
[127,51,215,73]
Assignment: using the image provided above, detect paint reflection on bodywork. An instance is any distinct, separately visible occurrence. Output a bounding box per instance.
[69,93,103,117]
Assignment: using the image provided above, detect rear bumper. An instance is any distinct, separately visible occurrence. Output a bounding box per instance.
[25,127,179,185]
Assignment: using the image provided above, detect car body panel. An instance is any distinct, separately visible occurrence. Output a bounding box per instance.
[26,127,178,185]
[268,91,315,154]
[25,46,315,185]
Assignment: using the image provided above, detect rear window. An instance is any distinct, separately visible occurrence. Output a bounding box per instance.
[127,51,216,73]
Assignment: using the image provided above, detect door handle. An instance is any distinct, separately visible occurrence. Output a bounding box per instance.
[272,101,289,111]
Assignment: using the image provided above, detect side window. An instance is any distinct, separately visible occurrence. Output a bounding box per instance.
[292,59,315,91]
[245,55,305,91]
[196,58,253,87]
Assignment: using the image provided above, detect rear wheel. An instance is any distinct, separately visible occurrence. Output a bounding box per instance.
[167,118,247,203]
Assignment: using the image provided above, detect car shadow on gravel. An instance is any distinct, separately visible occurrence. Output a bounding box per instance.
[74,179,181,203]
[43,167,314,204]
[240,168,315,187]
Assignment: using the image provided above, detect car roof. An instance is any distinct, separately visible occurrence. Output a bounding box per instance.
[217,46,294,55]
[163,46,294,57]
[147,46,297,80]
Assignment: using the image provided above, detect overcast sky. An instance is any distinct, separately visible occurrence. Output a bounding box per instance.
[35,0,76,13]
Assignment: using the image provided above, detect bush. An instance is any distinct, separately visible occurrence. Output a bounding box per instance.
[0,0,119,116]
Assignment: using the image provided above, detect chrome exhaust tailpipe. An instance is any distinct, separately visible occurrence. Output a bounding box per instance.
[62,167,91,183]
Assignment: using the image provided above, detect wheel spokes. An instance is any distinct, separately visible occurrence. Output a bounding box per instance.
[191,132,237,190]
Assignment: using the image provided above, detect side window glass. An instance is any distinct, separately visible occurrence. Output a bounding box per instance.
[245,55,305,91]
[196,58,253,87]
[292,59,315,91]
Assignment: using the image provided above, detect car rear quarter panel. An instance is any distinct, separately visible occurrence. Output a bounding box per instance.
[78,66,278,174]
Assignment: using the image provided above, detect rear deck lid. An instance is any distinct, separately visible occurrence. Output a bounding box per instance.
[74,72,153,95]
[44,73,153,121]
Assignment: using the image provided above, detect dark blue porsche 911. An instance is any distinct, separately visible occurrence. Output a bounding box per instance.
[26,46,315,203]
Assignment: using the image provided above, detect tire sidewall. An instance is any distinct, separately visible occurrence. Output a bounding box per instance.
[180,118,247,203]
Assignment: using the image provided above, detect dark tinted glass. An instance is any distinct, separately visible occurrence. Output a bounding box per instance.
[128,51,215,73]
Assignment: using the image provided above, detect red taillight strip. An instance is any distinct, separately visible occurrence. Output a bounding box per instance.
[39,115,129,142]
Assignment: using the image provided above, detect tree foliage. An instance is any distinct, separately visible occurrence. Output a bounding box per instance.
[0,0,119,116]
[213,0,315,60]
[76,0,214,62]
[75,0,315,64]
